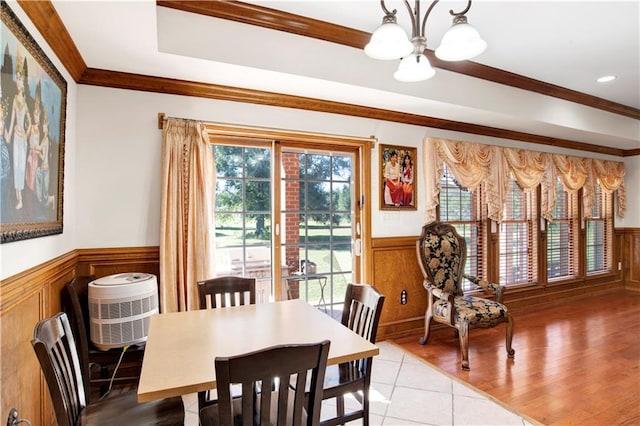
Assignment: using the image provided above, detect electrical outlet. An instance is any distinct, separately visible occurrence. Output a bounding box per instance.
[400,289,408,305]
[618,262,622,270]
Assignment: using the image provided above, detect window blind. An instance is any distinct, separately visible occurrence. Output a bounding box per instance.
[499,179,537,286]
[586,182,613,274]
[439,165,487,292]
[547,180,579,280]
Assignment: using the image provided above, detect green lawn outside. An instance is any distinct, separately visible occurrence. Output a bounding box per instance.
[215,222,353,310]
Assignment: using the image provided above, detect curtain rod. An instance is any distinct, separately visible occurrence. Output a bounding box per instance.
[157,112,377,143]
[158,112,200,129]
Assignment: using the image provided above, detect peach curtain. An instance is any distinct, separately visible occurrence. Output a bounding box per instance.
[503,148,554,220]
[552,155,588,192]
[160,118,216,313]
[422,137,626,223]
[423,138,442,223]
[591,158,626,217]
[425,137,507,223]
[552,155,597,218]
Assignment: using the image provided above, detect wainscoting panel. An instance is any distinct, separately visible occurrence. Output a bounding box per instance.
[623,228,640,291]
[371,236,427,340]
[0,231,637,421]
[1,291,45,425]
[76,246,161,279]
[0,247,158,426]
[370,228,635,340]
[0,251,76,426]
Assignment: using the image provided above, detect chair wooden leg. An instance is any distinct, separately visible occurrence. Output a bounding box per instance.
[506,314,515,358]
[419,308,433,345]
[362,387,370,426]
[458,320,470,371]
[336,395,344,424]
[336,395,345,420]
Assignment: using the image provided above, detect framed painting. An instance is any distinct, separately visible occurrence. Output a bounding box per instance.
[380,144,417,210]
[1,2,67,243]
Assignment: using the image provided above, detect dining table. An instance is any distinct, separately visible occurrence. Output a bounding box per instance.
[137,298,379,403]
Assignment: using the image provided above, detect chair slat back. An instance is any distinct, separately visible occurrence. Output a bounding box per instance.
[417,221,467,296]
[63,275,95,398]
[197,276,256,309]
[32,312,87,426]
[341,284,385,374]
[197,276,258,411]
[342,284,385,343]
[215,341,330,426]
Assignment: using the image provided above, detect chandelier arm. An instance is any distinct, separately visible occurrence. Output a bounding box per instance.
[449,0,472,17]
[420,0,441,38]
[379,0,397,18]
[401,0,418,37]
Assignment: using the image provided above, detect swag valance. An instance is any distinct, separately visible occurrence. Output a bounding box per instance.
[423,137,626,224]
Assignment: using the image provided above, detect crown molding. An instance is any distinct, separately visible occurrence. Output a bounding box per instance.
[79,68,627,157]
[17,1,636,157]
[157,0,640,121]
[17,0,86,81]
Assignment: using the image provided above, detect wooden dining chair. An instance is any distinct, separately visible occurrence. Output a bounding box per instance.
[199,340,331,426]
[62,275,145,401]
[316,283,385,426]
[197,276,257,309]
[197,275,257,410]
[31,312,184,426]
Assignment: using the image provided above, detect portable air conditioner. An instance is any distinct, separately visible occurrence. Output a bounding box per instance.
[88,273,158,351]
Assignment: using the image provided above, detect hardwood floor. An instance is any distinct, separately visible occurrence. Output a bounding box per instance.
[391,289,640,426]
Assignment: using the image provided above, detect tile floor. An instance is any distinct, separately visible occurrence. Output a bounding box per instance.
[182,341,538,425]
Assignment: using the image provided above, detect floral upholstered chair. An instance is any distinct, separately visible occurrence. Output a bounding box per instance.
[416,221,515,370]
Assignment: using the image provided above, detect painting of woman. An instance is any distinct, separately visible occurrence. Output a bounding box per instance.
[383,150,403,206]
[380,144,416,210]
[1,2,67,242]
[36,109,54,209]
[4,51,30,211]
[401,154,413,206]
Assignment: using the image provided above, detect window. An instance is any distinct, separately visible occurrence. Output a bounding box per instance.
[586,181,613,274]
[499,178,537,286]
[213,143,273,302]
[439,164,487,291]
[209,128,367,306]
[547,181,579,280]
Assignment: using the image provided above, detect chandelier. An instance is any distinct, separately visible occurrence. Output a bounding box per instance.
[364,0,487,82]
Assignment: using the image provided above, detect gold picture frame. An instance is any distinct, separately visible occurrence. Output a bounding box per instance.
[1,2,67,243]
[380,144,416,210]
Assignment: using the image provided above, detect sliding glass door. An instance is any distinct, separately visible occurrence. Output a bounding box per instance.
[213,143,273,302]
[210,128,369,312]
[278,149,355,317]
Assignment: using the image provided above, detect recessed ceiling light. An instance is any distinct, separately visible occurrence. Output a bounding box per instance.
[597,75,616,83]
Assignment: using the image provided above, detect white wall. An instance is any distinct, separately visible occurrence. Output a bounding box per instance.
[73,85,429,247]
[619,155,640,228]
[1,0,636,281]
[3,81,637,281]
[0,2,78,279]
[73,85,640,251]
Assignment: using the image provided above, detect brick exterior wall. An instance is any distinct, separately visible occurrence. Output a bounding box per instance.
[283,152,301,273]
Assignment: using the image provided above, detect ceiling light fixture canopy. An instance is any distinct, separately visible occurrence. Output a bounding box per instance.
[365,0,487,82]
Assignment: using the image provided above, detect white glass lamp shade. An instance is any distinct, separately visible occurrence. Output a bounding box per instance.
[435,16,487,61]
[365,22,414,60]
[393,53,436,82]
